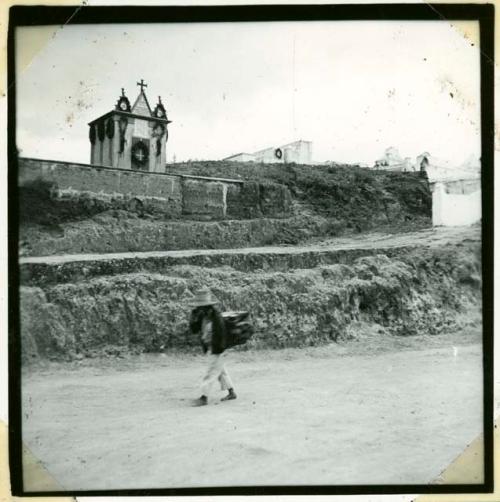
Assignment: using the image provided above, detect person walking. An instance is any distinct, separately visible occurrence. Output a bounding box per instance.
[189,288,237,406]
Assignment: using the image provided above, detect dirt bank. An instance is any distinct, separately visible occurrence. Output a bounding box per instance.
[21,330,483,491]
[20,225,479,285]
[20,227,481,361]
[19,211,355,258]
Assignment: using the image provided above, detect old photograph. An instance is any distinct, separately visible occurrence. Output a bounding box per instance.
[10,5,492,495]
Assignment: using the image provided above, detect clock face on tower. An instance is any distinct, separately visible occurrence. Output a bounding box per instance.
[117,95,131,112]
[153,102,166,119]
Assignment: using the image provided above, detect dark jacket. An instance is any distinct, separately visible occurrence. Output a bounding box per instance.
[189,305,229,355]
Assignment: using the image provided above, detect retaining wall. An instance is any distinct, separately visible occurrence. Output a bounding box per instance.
[181,178,226,219]
[18,158,291,220]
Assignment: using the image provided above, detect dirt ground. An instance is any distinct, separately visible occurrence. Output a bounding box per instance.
[20,329,484,491]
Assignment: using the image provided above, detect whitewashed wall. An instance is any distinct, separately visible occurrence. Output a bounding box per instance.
[432,181,481,226]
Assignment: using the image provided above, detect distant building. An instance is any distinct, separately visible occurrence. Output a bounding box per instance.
[224,152,257,163]
[374,148,481,182]
[224,140,313,164]
[416,152,430,174]
[374,147,413,172]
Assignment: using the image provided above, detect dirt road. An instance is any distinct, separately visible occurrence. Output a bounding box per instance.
[21,331,483,491]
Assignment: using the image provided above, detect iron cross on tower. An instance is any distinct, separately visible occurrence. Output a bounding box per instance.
[137,79,147,92]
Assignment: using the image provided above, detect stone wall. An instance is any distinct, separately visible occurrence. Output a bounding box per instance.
[20,158,183,218]
[18,158,292,221]
[225,181,293,219]
[226,182,262,219]
[181,179,226,219]
[259,183,292,217]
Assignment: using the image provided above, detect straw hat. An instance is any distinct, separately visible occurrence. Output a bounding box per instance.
[189,287,219,307]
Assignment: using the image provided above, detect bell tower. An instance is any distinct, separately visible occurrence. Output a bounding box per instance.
[88,80,172,172]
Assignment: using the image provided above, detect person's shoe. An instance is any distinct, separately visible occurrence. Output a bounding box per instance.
[221,390,237,401]
[193,395,208,407]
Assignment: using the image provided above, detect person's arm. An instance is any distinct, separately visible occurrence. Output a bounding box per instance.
[189,308,203,334]
[190,308,210,353]
[211,306,228,354]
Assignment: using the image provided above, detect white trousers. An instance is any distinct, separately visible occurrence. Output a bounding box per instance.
[201,352,233,396]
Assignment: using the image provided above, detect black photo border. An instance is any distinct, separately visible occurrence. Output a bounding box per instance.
[7,3,494,497]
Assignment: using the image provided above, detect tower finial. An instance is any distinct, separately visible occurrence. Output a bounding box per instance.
[158,96,162,104]
[137,79,147,92]
[121,87,125,96]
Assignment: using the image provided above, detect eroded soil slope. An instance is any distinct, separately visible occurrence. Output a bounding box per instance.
[20,226,481,361]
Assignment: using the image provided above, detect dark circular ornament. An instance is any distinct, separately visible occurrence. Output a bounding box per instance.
[89,124,96,144]
[132,141,149,167]
[117,96,131,112]
[275,148,283,159]
[106,118,115,139]
[154,103,166,119]
[97,120,106,142]
[153,122,165,137]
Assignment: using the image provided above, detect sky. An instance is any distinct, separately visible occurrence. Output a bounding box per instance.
[15,20,481,165]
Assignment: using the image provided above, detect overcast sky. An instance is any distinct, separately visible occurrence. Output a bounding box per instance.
[16,20,480,165]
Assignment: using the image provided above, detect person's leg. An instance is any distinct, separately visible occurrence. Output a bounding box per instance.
[218,355,237,401]
[194,354,224,406]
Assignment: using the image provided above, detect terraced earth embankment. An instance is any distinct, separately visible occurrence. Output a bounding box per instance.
[19,161,431,256]
[20,225,481,362]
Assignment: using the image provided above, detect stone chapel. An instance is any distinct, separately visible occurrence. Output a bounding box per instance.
[88,80,172,172]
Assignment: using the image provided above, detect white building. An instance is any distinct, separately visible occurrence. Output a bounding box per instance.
[224,140,313,164]
[374,148,481,181]
[374,147,413,172]
[223,152,256,162]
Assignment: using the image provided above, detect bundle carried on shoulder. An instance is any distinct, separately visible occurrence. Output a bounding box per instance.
[222,311,254,348]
